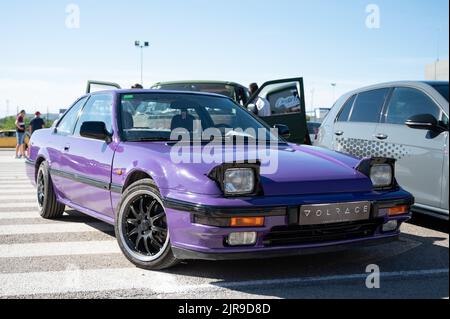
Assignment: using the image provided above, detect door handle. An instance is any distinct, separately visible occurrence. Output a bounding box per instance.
[374,134,388,140]
[334,131,344,136]
[63,145,70,152]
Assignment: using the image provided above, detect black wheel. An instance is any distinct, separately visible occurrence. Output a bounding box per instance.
[37,161,65,219]
[115,179,179,270]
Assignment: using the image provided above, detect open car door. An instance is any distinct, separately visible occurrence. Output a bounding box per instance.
[245,77,311,145]
[86,81,121,94]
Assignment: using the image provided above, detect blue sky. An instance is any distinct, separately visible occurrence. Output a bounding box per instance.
[0,0,448,116]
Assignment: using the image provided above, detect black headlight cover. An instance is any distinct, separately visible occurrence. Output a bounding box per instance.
[355,157,399,191]
[208,161,264,197]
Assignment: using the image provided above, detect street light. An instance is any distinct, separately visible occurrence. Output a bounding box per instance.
[331,83,337,101]
[135,41,150,86]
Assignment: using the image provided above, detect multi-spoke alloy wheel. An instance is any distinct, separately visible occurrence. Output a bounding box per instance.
[123,194,168,258]
[116,179,179,270]
[37,170,45,208]
[36,161,65,219]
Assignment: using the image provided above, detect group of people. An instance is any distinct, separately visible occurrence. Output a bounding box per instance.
[15,110,45,159]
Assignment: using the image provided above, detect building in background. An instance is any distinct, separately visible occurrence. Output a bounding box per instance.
[306,108,331,122]
[425,60,449,81]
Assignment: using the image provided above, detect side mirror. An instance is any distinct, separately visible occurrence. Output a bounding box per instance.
[80,122,112,143]
[405,114,442,132]
[274,124,291,139]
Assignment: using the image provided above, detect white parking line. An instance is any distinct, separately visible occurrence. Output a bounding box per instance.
[0,212,40,219]
[0,190,35,195]
[0,241,120,258]
[0,223,113,235]
[0,268,447,298]
[0,202,38,209]
[0,195,37,201]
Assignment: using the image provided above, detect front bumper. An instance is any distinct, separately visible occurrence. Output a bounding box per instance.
[164,189,414,261]
[172,235,399,261]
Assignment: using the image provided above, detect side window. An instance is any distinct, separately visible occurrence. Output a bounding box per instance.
[441,114,449,129]
[56,97,88,136]
[268,85,301,115]
[75,94,113,136]
[385,88,441,125]
[336,95,356,122]
[349,89,390,123]
[250,81,302,115]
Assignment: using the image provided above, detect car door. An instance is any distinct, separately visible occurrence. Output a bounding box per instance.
[375,86,449,213]
[245,78,309,144]
[59,93,117,218]
[50,97,89,197]
[332,88,390,158]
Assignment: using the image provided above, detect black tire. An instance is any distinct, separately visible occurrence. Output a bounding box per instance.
[115,179,179,270]
[37,161,65,219]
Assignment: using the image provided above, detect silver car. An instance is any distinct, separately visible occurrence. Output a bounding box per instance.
[316,81,449,220]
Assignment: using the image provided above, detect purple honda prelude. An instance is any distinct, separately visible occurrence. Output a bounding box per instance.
[26,89,414,270]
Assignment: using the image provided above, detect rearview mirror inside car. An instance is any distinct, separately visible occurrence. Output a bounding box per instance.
[273,124,291,139]
[247,103,257,114]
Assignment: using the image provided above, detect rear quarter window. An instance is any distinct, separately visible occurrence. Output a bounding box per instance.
[349,88,390,123]
[336,95,356,122]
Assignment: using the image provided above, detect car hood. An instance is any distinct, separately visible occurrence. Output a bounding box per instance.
[124,143,372,196]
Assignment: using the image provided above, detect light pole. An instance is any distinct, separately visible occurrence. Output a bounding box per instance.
[331,83,337,101]
[135,41,149,86]
[5,100,10,118]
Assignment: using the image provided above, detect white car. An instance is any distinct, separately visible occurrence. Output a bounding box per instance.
[316,81,449,220]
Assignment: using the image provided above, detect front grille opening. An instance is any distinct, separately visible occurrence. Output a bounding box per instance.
[263,219,383,247]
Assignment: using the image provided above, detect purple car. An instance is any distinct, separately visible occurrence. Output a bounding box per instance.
[26,88,414,270]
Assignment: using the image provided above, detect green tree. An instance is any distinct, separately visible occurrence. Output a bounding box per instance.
[0,117,17,131]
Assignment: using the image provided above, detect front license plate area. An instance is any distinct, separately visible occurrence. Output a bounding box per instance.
[300,202,371,226]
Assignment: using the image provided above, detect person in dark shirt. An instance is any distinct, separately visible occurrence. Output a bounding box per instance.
[27,112,46,158]
[29,112,45,135]
[15,110,26,159]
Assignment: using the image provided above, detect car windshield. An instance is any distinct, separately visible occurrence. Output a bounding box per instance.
[154,83,237,100]
[431,83,449,102]
[119,93,281,143]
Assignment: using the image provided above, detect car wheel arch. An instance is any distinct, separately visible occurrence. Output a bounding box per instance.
[123,170,154,192]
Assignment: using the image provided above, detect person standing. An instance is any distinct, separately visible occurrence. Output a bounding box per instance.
[29,111,45,135]
[28,112,46,157]
[15,110,26,159]
[249,83,271,117]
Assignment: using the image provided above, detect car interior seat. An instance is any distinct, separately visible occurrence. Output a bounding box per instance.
[170,107,196,132]
[122,111,135,130]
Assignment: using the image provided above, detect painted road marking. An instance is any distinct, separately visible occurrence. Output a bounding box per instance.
[0,268,447,298]
[0,203,39,209]
[0,241,119,258]
[0,212,40,219]
[0,195,37,201]
[0,223,113,235]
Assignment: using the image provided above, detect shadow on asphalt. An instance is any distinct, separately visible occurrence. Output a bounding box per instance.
[407,213,449,234]
[56,209,448,298]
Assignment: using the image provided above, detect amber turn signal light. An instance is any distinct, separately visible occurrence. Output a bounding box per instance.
[388,205,409,216]
[230,217,265,227]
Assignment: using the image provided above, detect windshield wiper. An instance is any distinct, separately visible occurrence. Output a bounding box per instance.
[128,137,178,142]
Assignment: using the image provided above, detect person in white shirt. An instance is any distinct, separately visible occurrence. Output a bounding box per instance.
[249,83,271,117]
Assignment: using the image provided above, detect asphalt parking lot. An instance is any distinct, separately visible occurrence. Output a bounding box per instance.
[0,150,448,299]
